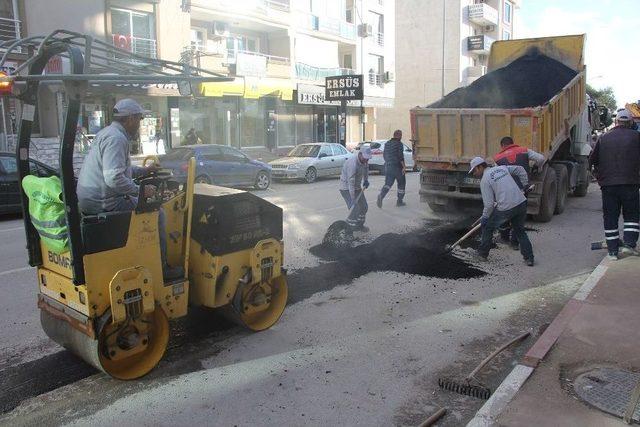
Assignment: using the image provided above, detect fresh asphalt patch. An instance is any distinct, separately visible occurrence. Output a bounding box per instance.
[1,219,486,416]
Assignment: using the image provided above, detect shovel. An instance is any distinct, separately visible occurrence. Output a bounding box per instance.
[442,217,482,254]
[323,189,366,249]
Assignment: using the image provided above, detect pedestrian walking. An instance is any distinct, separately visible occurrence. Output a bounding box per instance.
[377,129,406,208]
[469,157,535,266]
[589,108,640,260]
[339,146,372,232]
[493,136,545,249]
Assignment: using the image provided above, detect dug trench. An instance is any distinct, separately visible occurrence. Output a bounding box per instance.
[0,220,484,417]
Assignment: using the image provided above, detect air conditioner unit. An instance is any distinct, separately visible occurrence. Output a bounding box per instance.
[214,22,229,36]
[484,25,496,32]
[384,71,395,82]
[358,23,372,37]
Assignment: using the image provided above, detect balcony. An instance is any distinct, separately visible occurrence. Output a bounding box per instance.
[295,12,356,40]
[0,17,21,49]
[295,63,354,81]
[112,34,157,58]
[465,65,487,84]
[186,46,291,78]
[467,35,495,55]
[467,3,499,27]
[370,31,384,47]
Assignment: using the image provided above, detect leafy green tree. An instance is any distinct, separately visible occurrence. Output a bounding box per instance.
[586,84,617,111]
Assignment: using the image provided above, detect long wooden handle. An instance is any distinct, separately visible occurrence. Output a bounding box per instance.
[449,222,482,250]
[466,332,531,381]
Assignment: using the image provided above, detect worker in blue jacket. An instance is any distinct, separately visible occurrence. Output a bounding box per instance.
[377,129,407,208]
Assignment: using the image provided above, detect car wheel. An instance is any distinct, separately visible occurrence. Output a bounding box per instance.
[254,171,270,190]
[195,175,211,184]
[305,167,317,183]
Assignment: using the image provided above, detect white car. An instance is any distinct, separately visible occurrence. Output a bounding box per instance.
[269,143,352,183]
[354,140,418,173]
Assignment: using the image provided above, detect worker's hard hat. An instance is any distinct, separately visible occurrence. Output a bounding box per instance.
[113,98,149,117]
[360,145,372,160]
[469,156,485,174]
[616,109,632,122]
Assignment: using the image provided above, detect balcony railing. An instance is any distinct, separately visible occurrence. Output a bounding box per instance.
[112,34,157,58]
[0,17,21,48]
[295,63,354,81]
[368,72,383,86]
[370,31,384,47]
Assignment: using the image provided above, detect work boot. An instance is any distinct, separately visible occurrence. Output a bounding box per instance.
[396,200,406,207]
[620,245,639,257]
[376,194,383,209]
[163,264,184,282]
[525,258,534,267]
[607,252,619,261]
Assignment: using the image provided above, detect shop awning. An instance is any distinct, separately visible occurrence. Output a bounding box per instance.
[199,77,294,101]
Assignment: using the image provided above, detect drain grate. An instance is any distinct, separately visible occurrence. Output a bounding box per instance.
[573,367,640,422]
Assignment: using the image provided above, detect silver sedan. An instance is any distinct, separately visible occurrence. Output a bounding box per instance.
[269,143,352,183]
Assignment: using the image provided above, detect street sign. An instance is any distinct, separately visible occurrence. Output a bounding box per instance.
[325,75,363,101]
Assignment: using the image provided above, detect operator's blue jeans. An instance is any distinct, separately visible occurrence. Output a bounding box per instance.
[339,190,368,227]
[479,201,533,260]
[114,196,168,266]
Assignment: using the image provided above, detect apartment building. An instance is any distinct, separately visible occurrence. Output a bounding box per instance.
[376,0,520,139]
[10,0,395,156]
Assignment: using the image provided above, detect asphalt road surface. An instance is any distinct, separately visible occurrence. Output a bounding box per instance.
[0,172,606,426]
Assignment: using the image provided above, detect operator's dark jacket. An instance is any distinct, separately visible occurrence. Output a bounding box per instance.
[589,126,640,187]
[383,138,404,168]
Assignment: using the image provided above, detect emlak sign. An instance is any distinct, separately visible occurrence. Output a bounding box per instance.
[325,75,363,101]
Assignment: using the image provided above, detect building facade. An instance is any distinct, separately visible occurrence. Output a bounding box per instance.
[13,0,396,157]
[376,0,520,140]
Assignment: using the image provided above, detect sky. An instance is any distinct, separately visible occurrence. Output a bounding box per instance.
[518,0,639,108]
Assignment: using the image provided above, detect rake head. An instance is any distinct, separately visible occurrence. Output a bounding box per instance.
[438,377,492,400]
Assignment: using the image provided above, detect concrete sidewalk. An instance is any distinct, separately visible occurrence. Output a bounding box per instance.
[469,255,640,426]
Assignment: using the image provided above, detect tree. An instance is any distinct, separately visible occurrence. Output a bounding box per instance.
[586,84,617,112]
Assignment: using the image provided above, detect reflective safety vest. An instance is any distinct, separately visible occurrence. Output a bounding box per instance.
[494,144,530,174]
[21,175,69,254]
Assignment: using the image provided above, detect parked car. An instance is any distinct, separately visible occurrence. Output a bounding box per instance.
[0,152,58,215]
[159,144,272,190]
[269,143,351,183]
[354,140,418,173]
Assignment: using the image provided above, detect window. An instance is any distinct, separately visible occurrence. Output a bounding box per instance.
[226,34,259,59]
[221,146,248,163]
[503,1,512,24]
[319,145,332,157]
[332,144,347,155]
[368,54,384,86]
[163,148,194,161]
[190,28,206,51]
[200,147,224,161]
[345,0,354,23]
[343,54,353,70]
[368,11,384,46]
[502,30,511,40]
[111,8,156,57]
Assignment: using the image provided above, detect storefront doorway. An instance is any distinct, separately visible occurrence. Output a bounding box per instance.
[314,107,338,143]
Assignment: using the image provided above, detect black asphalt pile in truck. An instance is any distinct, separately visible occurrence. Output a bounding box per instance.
[429,53,578,109]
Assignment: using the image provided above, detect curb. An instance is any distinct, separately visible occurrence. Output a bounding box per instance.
[465,256,611,427]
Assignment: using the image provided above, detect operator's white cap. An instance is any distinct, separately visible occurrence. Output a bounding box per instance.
[360,145,372,159]
[468,156,485,174]
[616,108,632,121]
[113,98,149,117]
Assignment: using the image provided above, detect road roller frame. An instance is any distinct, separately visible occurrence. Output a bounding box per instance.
[2,30,289,379]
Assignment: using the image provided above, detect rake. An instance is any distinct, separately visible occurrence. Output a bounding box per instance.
[438,331,530,399]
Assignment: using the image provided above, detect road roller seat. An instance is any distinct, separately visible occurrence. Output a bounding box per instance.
[80,210,133,255]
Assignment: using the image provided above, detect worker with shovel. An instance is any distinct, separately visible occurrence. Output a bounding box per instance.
[339,146,372,232]
[469,157,535,266]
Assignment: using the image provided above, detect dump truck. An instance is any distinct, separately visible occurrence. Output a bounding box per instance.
[411,35,604,221]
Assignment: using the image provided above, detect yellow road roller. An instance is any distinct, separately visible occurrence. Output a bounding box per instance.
[4,30,288,379]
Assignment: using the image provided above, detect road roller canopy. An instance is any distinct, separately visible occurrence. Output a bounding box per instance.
[5,30,233,285]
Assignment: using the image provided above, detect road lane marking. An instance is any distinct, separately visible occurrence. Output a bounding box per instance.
[0,266,33,276]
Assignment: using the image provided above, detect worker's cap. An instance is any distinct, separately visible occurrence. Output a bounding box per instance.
[360,145,372,160]
[393,129,402,139]
[616,109,632,121]
[113,98,149,117]
[468,156,485,174]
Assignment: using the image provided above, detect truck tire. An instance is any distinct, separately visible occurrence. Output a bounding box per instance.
[532,168,557,222]
[572,156,590,197]
[552,164,568,214]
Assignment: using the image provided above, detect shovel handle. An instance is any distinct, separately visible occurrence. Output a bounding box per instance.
[449,222,482,251]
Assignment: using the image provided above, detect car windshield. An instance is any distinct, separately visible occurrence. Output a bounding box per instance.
[163,148,194,161]
[288,145,320,157]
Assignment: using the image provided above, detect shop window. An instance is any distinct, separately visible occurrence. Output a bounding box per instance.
[240,99,265,148]
[295,105,313,145]
[276,104,295,148]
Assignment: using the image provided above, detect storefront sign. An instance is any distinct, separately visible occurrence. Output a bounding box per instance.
[298,84,334,105]
[236,52,267,77]
[325,75,363,101]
